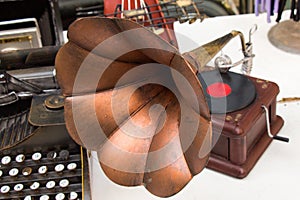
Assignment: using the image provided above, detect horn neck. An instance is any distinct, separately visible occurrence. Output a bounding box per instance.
[183,30,246,73]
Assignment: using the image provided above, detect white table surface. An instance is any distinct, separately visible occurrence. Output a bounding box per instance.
[90,11,300,200]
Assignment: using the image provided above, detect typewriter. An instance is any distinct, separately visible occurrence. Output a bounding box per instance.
[0,0,91,199]
[0,120,91,200]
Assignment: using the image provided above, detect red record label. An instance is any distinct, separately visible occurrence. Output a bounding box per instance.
[206,82,232,98]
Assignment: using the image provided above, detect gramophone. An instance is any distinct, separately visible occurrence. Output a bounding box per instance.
[55,17,288,197]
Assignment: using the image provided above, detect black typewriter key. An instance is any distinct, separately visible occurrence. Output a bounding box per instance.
[69,192,79,200]
[14,183,24,192]
[15,154,26,163]
[47,151,57,161]
[55,164,65,173]
[59,150,69,160]
[38,165,48,175]
[0,185,10,194]
[55,193,66,200]
[59,179,69,188]
[32,152,42,161]
[40,195,50,200]
[22,167,33,176]
[46,180,56,189]
[30,182,40,190]
[9,168,19,176]
[67,163,77,171]
[1,155,11,165]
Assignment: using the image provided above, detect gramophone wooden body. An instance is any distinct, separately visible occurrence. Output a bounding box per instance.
[207,76,284,178]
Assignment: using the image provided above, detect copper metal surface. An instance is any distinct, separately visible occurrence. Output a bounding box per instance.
[55,17,243,197]
[268,20,300,54]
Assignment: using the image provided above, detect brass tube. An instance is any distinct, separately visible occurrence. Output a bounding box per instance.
[183,30,246,72]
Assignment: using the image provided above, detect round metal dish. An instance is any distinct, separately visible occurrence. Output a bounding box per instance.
[268,20,300,54]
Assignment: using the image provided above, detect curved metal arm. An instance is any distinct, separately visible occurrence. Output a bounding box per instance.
[262,105,289,143]
[0,92,18,106]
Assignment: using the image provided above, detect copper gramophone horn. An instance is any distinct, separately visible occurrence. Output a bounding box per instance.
[55,17,245,197]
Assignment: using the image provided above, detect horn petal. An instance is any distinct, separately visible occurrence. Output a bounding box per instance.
[64,82,165,149]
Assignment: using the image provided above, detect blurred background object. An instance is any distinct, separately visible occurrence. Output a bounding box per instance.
[57,0,240,30]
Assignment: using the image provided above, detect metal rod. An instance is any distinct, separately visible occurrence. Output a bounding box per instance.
[261,105,289,142]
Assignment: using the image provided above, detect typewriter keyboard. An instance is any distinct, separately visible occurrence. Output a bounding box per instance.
[0,144,86,200]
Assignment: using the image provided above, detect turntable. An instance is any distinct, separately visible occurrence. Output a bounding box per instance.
[199,69,287,178]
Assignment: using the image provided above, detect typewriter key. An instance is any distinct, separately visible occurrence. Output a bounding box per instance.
[38,165,48,175]
[1,156,11,165]
[67,163,77,171]
[24,195,33,200]
[30,182,40,190]
[47,151,57,160]
[55,164,65,173]
[59,179,69,188]
[0,170,3,177]
[59,150,69,160]
[46,180,56,189]
[15,154,25,163]
[55,193,66,200]
[22,167,33,176]
[14,183,24,192]
[0,185,10,194]
[32,152,42,161]
[40,195,50,200]
[9,168,19,176]
[69,191,78,200]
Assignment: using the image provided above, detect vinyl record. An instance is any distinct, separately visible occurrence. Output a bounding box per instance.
[197,70,256,114]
